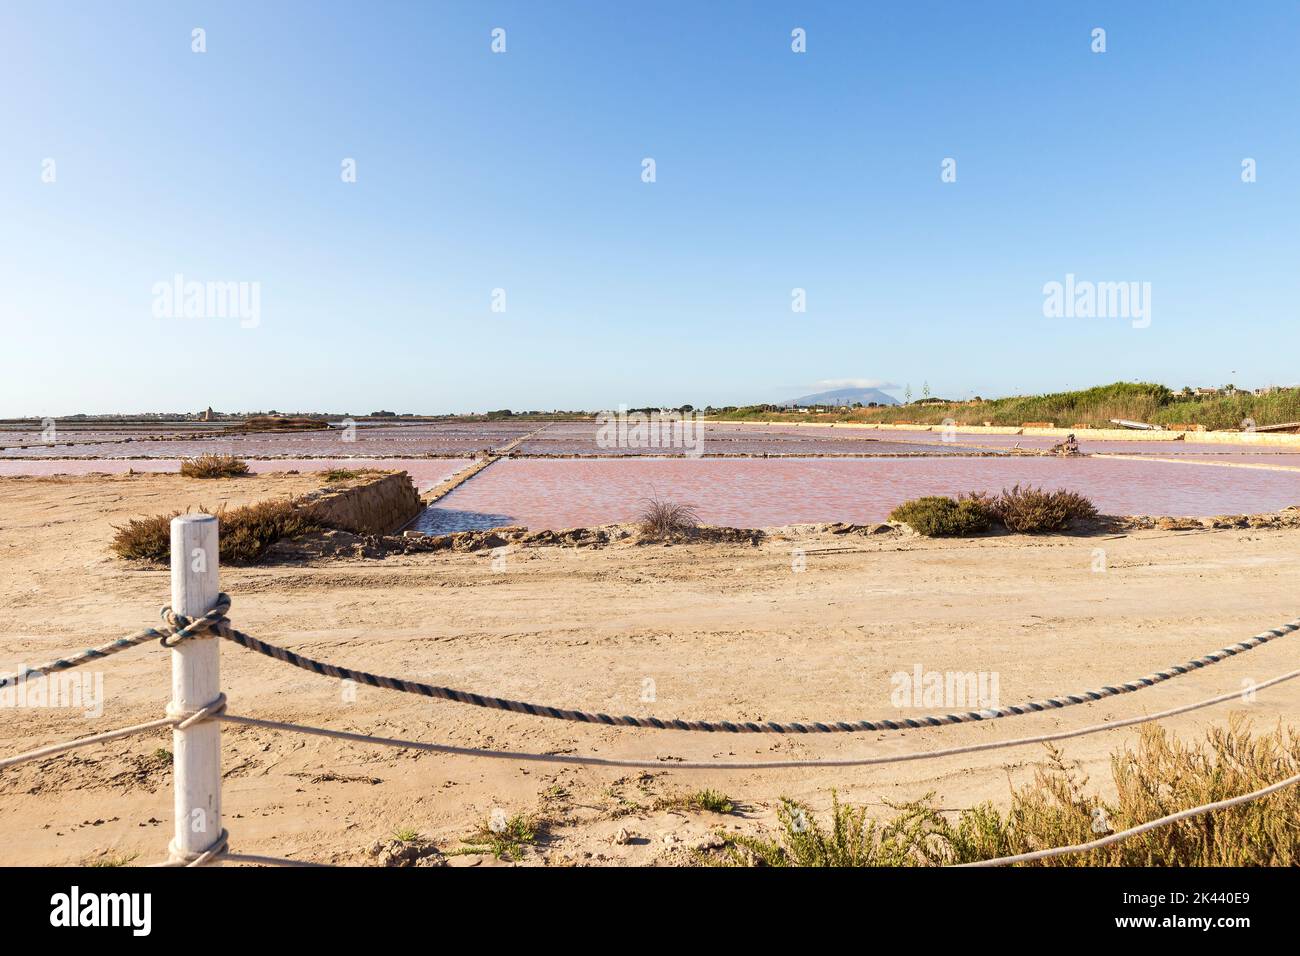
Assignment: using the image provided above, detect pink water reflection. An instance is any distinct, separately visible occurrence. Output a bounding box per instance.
[416,457,1300,533]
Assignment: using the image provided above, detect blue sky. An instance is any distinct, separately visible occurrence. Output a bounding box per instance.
[2,1,1298,416]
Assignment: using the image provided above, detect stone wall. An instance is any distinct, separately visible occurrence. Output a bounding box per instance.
[301,471,422,535]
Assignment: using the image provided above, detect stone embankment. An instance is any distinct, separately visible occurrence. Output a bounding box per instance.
[298,471,422,535]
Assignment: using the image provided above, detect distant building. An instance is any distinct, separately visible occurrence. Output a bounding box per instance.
[201,406,215,422]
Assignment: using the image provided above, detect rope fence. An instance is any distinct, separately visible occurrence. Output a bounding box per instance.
[1,513,1297,867]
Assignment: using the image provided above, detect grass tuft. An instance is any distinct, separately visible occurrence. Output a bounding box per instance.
[656,788,735,815]
[637,497,701,540]
[456,812,540,861]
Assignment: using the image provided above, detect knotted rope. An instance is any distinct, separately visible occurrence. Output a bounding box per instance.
[159,829,230,868]
[0,596,233,691]
[0,694,228,771]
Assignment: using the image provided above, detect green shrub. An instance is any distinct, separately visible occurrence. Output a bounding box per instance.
[713,790,954,867]
[888,496,991,536]
[111,498,320,564]
[656,788,735,814]
[456,812,540,861]
[179,454,250,478]
[984,484,1097,533]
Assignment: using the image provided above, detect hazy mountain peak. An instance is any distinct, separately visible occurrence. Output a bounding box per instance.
[782,386,901,407]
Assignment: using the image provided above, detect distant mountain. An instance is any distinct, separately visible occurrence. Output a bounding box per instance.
[782,387,901,408]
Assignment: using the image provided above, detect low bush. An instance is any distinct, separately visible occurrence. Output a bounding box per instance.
[111,498,319,564]
[889,487,1098,536]
[888,496,991,536]
[179,455,250,478]
[984,484,1098,533]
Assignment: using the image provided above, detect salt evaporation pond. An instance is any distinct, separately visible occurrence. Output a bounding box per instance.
[413,456,1300,534]
[0,458,471,492]
[0,423,533,459]
[5,419,1298,535]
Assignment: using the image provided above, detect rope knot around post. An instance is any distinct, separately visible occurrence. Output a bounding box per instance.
[166,692,229,729]
[163,828,230,868]
[159,592,233,647]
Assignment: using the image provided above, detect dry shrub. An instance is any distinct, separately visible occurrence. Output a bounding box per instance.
[111,498,319,565]
[711,718,1300,867]
[110,511,176,562]
[950,717,1300,866]
[983,484,1097,533]
[637,497,701,539]
[888,495,992,536]
[179,455,250,479]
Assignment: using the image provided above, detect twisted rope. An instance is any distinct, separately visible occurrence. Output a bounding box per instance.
[212,660,1300,769]
[0,716,176,770]
[7,592,1298,735]
[188,594,1300,734]
[0,596,232,690]
[0,695,227,771]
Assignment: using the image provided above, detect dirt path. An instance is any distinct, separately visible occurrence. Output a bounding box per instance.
[2,474,1298,866]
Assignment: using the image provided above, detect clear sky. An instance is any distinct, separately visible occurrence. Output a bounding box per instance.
[2,1,1298,416]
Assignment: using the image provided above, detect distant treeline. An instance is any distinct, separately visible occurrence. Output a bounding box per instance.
[711,383,1300,431]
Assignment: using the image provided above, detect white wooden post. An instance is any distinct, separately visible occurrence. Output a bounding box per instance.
[169,514,222,859]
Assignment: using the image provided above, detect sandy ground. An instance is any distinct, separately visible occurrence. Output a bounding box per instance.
[1,473,1299,867]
